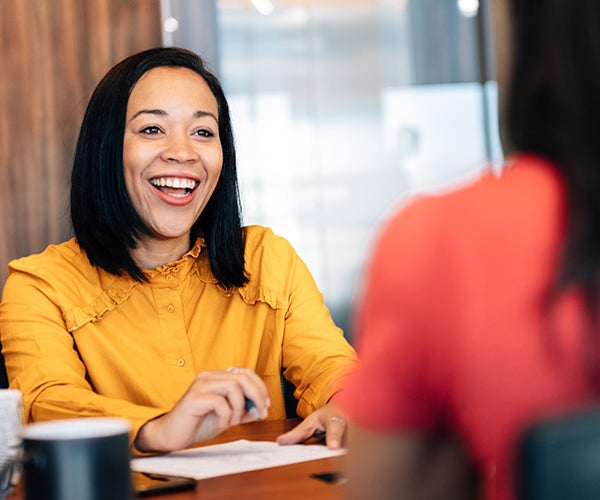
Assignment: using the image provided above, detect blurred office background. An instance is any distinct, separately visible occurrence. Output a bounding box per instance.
[0,0,501,340]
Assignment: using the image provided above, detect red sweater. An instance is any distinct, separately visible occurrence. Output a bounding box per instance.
[339,154,598,500]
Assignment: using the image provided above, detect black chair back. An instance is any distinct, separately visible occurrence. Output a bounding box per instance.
[0,341,8,389]
[280,373,298,419]
[518,405,600,500]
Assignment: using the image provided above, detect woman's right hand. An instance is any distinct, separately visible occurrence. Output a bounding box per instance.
[134,367,270,452]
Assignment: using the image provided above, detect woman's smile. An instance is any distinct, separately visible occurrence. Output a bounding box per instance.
[149,175,200,202]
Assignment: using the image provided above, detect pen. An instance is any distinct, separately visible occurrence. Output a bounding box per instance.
[312,429,326,440]
[244,396,262,421]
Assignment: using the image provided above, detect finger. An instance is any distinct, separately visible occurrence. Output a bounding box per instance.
[187,393,236,432]
[227,367,270,402]
[276,420,321,445]
[183,372,247,425]
[211,376,256,424]
[325,415,346,449]
[223,367,270,420]
[223,385,247,425]
[150,393,236,450]
[186,369,270,422]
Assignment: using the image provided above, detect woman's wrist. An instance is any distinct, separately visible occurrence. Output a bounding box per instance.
[134,416,165,453]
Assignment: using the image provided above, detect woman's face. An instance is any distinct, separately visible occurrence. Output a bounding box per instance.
[123,66,223,246]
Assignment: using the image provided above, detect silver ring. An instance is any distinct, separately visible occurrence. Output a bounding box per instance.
[226,367,244,374]
[328,416,346,426]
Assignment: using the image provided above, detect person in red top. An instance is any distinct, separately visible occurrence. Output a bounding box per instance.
[338,1,600,499]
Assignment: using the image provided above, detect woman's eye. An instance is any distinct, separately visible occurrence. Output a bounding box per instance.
[195,129,214,138]
[140,126,161,135]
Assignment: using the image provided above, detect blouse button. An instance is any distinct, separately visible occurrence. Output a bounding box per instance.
[167,304,175,313]
[165,274,173,281]
[177,358,185,367]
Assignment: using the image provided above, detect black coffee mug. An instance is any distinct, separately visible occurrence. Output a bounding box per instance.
[23,418,132,500]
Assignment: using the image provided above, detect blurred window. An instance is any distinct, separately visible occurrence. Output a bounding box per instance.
[162,0,501,339]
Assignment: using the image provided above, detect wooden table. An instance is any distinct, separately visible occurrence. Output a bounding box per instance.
[9,419,345,500]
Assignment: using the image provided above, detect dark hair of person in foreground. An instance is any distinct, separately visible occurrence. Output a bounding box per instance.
[506,0,600,326]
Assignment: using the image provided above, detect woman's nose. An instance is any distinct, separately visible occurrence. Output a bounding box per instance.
[161,133,199,163]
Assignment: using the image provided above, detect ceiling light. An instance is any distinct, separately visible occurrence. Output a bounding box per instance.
[457,0,479,18]
[163,16,179,33]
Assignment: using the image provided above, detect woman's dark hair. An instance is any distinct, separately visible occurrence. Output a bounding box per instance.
[506,0,600,307]
[71,47,248,287]
[505,0,600,379]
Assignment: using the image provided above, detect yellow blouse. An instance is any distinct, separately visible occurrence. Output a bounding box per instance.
[0,226,357,445]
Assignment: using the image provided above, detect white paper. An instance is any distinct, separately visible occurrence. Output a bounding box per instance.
[131,439,347,480]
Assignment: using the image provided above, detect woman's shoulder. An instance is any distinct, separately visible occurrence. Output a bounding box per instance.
[239,226,302,302]
[4,238,135,331]
[388,154,561,227]
[243,225,296,256]
[5,238,118,295]
[8,238,88,274]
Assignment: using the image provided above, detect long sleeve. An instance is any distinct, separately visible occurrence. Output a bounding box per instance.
[275,239,358,416]
[0,256,167,447]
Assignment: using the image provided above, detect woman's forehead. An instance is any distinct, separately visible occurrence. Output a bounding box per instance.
[127,66,219,119]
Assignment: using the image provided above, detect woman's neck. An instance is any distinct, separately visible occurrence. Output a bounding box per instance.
[130,235,192,270]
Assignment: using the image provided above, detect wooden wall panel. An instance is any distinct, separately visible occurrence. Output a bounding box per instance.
[0,0,162,288]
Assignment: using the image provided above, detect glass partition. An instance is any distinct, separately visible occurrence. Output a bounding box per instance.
[163,0,501,339]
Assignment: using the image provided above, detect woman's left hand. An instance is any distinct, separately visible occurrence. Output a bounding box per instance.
[276,404,346,449]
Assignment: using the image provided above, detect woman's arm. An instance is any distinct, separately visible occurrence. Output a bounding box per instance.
[0,271,166,443]
[255,231,357,447]
[276,239,358,415]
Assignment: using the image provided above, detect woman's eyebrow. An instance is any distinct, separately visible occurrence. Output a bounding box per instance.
[129,109,218,122]
[130,109,166,121]
[194,110,218,122]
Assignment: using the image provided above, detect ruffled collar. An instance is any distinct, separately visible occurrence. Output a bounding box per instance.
[141,238,205,280]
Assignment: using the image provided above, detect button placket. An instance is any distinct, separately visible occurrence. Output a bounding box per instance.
[152,278,193,380]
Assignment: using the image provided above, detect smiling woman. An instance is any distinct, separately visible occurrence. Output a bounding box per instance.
[0,47,357,455]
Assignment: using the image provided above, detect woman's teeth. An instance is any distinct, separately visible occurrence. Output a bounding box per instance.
[150,177,198,190]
